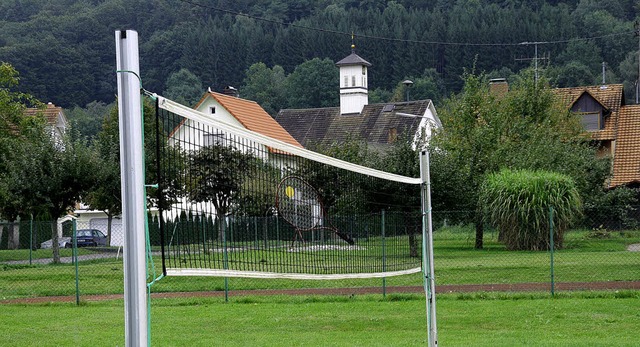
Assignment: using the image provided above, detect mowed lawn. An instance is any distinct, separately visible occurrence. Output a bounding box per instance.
[1,292,639,347]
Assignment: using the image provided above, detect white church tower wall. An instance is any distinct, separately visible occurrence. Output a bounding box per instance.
[336,45,371,115]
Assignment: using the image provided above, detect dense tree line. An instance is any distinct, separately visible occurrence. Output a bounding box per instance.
[0,0,638,112]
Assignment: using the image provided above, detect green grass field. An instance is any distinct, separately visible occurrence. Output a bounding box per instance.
[1,292,639,346]
[1,226,639,346]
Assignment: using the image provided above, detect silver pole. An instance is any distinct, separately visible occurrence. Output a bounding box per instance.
[115,30,148,347]
[534,43,538,83]
[420,150,437,347]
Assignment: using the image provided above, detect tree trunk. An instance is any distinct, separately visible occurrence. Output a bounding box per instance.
[263,217,269,250]
[51,222,61,263]
[7,221,20,250]
[474,209,484,250]
[409,230,418,258]
[216,216,226,243]
[106,213,113,247]
[0,224,3,249]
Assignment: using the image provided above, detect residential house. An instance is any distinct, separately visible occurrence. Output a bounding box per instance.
[23,102,68,142]
[169,88,303,164]
[554,84,640,188]
[165,89,304,220]
[275,48,440,152]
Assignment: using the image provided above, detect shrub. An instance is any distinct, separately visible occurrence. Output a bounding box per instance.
[480,169,582,250]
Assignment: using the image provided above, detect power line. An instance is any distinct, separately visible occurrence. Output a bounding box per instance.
[177,0,635,47]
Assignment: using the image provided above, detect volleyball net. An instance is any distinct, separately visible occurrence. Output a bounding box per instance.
[153,95,426,280]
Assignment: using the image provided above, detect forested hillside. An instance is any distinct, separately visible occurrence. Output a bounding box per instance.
[0,0,638,110]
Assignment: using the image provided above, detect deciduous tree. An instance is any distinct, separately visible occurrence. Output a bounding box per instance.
[187,144,256,240]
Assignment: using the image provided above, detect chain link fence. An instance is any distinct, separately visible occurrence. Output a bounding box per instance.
[1,206,639,302]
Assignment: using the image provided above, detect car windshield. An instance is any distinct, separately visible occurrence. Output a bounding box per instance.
[77,230,93,237]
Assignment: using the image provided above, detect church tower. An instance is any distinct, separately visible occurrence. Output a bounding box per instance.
[336,42,371,115]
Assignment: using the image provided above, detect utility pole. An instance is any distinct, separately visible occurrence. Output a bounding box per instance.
[516,42,548,83]
[635,21,639,104]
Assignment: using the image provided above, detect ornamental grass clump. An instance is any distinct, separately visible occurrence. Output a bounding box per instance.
[480,169,582,250]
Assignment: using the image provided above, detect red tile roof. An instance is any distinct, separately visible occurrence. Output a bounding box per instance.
[23,102,66,126]
[610,105,640,187]
[191,92,303,152]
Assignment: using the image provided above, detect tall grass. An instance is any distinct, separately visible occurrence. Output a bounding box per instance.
[480,169,582,250]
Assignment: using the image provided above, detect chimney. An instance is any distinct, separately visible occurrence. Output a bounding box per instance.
[222,86,239,97]
[489,78,508,96]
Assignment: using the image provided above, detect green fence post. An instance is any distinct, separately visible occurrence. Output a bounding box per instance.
[223,218,229,303]
[73,219,80,305]
[29,215,33,265]
[381,210,386,298]
[549,206,555,297]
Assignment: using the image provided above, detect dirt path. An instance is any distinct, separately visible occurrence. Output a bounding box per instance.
[3,252,121,265]
[3,251,160,265]
[3,281,639,305]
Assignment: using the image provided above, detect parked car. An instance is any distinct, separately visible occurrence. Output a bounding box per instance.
[40,237,72,249]
[75,229,107,247]
[39,229,107,249]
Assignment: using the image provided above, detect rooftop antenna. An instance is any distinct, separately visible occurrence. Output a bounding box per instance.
[516,42,549,83]
[602,62,606,85]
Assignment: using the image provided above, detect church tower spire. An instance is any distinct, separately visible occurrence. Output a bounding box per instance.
[336,37,371,115]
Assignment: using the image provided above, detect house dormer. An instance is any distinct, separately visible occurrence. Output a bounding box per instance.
[554,84,623,143]
[570,91,610,131]
[335,45,371,115]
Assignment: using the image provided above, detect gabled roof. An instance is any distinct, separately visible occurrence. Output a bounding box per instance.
[610,105,640,187]
[275,100,433,149]
[23,102,68,127]
[554,84,623,110]
[190,91,303,151]
[553,84,623,141]
[335,51,372,67]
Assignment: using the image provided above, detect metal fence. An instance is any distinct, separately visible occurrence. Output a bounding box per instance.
[1,206,639,302]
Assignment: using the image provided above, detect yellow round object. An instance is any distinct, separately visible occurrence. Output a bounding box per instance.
[285,186,295,198]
